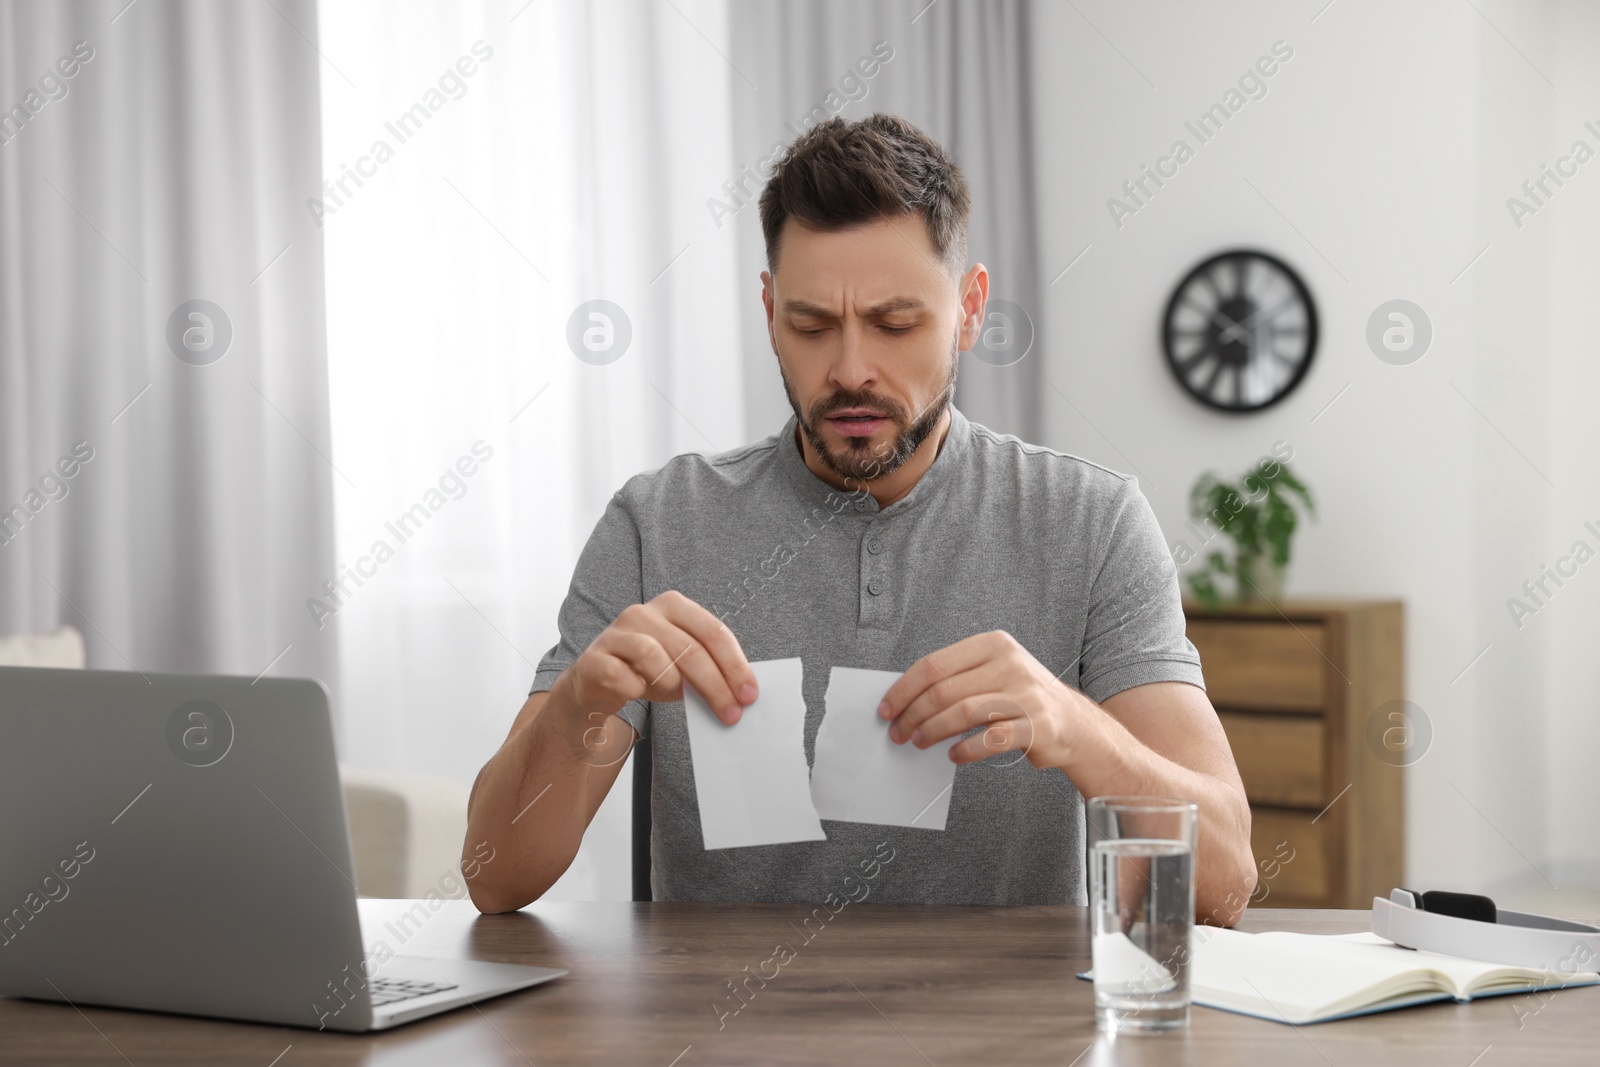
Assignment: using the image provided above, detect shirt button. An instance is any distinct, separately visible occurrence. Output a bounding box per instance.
[867,577,884,595]
[867,538,882,554]
[855,498,873,512]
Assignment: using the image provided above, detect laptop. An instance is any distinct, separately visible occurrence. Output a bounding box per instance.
[0,665,565,1031]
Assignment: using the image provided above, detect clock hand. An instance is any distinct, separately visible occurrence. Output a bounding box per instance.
[1216,295,1297,345]
[1210,308,1255,346]
[1218,317,1255,346]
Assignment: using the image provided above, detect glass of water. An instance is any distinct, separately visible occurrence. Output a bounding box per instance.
[1087,795,1199,1033]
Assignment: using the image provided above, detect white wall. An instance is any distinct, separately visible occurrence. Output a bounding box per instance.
[1465,0,1552,899]
[1030,0,1597,896]
[1543,0,1600,889]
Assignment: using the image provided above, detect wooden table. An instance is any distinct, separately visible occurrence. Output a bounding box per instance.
[3,901,1597,1065]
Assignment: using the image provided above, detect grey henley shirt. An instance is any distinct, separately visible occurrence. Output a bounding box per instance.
[531,406,1205,905]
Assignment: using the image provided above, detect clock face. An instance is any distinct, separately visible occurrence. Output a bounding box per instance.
[1162,249,1318,412]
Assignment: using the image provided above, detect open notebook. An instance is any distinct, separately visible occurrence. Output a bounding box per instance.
[1083,926,1600,1025]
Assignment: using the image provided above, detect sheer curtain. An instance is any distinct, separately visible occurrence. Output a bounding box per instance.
[316,0,743,899]
[0,0,337,686]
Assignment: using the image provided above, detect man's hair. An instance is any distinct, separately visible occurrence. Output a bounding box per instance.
[759,113,971,279]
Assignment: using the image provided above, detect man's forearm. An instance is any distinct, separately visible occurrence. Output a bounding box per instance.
[464,683,626,912]
[1054,690,1256,926]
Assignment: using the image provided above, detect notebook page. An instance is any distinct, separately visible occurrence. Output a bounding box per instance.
[1192,928,1454,1022]
[1306,931,1593,998]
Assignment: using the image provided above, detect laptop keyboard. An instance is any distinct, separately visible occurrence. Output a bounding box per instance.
[367,975,460,1007]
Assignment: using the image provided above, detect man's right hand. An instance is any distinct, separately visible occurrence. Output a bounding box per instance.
[555,589,758,728]
[464,590,757,911]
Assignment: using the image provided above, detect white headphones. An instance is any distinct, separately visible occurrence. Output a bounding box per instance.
[1372,888,1600,974]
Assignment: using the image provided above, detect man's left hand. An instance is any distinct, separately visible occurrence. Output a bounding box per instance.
[878,630,1079,768]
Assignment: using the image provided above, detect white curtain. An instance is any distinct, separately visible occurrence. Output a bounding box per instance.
[0,0,337,687]
[316,0,744,899]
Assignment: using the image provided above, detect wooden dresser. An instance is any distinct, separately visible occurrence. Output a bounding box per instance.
[1185,600,1405,908]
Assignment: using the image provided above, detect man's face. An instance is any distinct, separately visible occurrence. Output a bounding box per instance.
[762,215,986,484]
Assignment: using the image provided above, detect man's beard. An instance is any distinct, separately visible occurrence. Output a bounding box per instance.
[780,337,959,485]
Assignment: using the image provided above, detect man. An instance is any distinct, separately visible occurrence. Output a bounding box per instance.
[465,113,1255,923]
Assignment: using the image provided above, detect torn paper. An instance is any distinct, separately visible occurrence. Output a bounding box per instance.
[683,657,827,850]
[810,666,958,831]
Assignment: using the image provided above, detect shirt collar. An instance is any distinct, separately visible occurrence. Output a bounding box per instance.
[775,405,972,517]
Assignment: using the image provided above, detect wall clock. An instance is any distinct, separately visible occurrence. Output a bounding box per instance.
[1161,249,1317,413]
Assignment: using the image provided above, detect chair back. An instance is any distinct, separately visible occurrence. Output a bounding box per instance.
[631,732,652,901]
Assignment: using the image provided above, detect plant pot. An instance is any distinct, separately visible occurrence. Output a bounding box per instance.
[1235,553,1285,604]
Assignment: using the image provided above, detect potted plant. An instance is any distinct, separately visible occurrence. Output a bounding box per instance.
[1186,461,1314,610]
